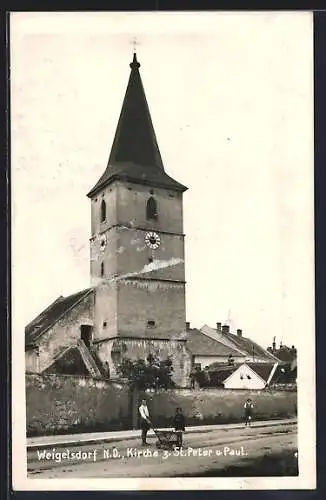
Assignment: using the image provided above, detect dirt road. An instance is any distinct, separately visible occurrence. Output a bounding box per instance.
[27,421,297,478]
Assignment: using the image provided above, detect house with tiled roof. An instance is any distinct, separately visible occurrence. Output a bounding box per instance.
[205,362,283,390]
[199,359,296,390]
[200,323,280,364]
[185,323,247,369]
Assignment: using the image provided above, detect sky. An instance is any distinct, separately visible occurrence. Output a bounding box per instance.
[10,11,314,349]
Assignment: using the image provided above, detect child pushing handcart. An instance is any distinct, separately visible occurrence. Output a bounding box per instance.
[152,407,186,450]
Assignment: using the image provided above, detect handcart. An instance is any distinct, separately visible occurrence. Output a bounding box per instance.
[152,426,180,450]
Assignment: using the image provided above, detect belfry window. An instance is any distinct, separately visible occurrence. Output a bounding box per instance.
[100,199,106,222]
[146,197,158,220]
[101,262,104,277]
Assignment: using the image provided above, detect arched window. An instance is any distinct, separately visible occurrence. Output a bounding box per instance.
[101,262,104,277]
[100,199,106,222]
[146,196,158,220]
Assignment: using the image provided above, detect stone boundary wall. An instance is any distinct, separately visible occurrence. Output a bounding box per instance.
[26,374,297,436]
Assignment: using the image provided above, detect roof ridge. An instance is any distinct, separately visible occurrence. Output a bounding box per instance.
[201,326,248,356]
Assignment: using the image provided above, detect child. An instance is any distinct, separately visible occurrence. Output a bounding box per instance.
[244,398,254,427]
[173,407,186,448]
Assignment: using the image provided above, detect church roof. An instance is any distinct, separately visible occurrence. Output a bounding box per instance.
[87,53,187,197]
[25,288,93,348]
[186,328,244,357]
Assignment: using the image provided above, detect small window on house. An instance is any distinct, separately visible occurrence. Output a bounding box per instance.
[103,321,107,327]
[240,374,244,380]
[101,262,104,277]
[146,197,158,220]
[100,200,106,222]
[148,257,153,263]
[246,374,251,379]
[147,320,156,328]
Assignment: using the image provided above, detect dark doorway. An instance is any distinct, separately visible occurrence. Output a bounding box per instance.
[80,325,93,347]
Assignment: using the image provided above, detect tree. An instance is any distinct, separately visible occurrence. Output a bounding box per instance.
[116,354,175,429]
[116,353,175,391]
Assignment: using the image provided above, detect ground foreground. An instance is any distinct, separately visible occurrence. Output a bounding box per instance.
[27,421,297,478]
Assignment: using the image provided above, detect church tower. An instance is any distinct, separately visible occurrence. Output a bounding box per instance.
[87,53,191,386]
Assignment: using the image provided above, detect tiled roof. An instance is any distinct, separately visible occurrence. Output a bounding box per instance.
[244,362,275,382]
[25,288,93,347]
[87,54,187,197]
[186,329,244,357]
[208,362,276,383]
[269,362,297,384]
[207,365,238,386]
[88,163,187,197]
[222,333,279,362]
[272,346,297,362]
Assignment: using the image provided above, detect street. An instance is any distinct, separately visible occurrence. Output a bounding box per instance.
[27,421,297,478]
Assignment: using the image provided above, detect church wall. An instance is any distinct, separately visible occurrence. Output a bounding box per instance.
[94,337,191,387]
[114,227,185,281]
[26,348,39,372]
[90,185,117,237]
[93,281,118,341]
[90,230,118,284]
[33,292,95,373]
[116,279,186,338]
[116,181,184,234]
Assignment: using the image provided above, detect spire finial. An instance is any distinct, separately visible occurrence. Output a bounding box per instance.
[132,37,137,53]
[130,37,140,69]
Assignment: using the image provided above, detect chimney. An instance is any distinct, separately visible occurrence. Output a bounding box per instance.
[216,322,222,332]
[272,336,276,352]
[222,324,230,334]
[236,329,242,337]
[186,322,191,330]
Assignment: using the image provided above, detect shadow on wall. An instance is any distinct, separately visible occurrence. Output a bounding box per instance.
[25,374,297,437]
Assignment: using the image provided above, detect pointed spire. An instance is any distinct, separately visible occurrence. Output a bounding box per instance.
[87,53,187,198]
[107,51,164,170]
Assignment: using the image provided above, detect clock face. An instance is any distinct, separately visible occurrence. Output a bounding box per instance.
[145,231,161,250]
[99,234,107,251]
